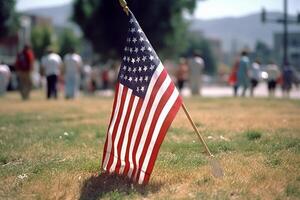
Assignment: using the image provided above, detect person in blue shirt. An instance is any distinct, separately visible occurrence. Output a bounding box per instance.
[237,51,250,97]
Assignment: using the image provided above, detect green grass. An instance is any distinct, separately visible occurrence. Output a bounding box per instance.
[0,91,300,199]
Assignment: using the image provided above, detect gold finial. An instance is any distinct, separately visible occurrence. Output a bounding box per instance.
[119,0,129,15]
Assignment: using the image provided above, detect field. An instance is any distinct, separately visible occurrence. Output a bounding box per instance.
[0,91,299,200]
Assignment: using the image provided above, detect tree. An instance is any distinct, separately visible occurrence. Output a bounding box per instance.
[72,0,199,61]
[184,33,217,75]
[58,28,81,57]
[30,26,53,59]
[0,0,19,38]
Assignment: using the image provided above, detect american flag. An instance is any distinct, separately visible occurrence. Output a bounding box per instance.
[101,11,182,184]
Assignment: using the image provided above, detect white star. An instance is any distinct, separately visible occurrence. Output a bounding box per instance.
[139,37,144,42]
[128,67,132,72]
[149,55,154,61]
[142,56,147,62]
[127,57,130,62]
[141,46,145,52]
[129,48,133,53]
[150,65,155,70]
[124,75,128,80]
[141,86,145,92]
[137,87,140,92]
[133,68,137,73]
[131,58,135,63]
[147,47,152,52]
[145,76,149,81]
[143,66,148,71]
[128,77,133,82]
[132,37,137,43]
[134,77,138,82]
[120,74,124,79]
[123,65,127,70]
[134,47,139,53]
[131,28,136,33]
[123,56,126,61]
[130,18,134,23]
[138,67,142,72]
[136,57,140,63]
[137,29,142,33]
[139,76,143,82]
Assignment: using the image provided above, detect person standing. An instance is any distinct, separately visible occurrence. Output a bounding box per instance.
[282,62,294,98]
[228,58,239,97]
[41,48,62,99]
[249,59,261,97]
[63,48,82,99]
[188,51,204,96]
[237,51,250,97]
[266,61,280,97]
[15,44,35,100]
[176,58,189,93]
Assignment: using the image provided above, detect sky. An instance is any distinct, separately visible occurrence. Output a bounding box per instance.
[16,0,300,20]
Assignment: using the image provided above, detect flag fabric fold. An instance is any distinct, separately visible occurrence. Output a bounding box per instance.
[101,10,182,185]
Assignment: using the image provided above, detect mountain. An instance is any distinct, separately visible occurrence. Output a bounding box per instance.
[190,12,300,52]
[23,3,300,52]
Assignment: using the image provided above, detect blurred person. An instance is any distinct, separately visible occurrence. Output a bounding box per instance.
[0,63,11,96]
[265,61,280,97]
[63,48,82,99]
[15,44,35,100]
[41,48,62,99]
[176,58,189,92]
[249,59,261,97]
[236,51,250,97]
[282,62,294,98]
[228,58,239,97]
[82,64,92,93]
[188,51,204,96]
[101,68,110,90]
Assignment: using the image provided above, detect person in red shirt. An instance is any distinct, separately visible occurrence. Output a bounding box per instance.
[15,44,35,100]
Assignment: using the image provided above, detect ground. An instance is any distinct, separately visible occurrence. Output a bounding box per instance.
[0,91,299,200]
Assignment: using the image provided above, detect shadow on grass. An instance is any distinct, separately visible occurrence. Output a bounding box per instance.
[79,173,162,200]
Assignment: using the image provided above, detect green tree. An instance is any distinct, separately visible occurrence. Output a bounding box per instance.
[0,0,19,38]
[72,0,199,60]
[58,28,81,57]
[30,26,53,59]
[184,33,217,75]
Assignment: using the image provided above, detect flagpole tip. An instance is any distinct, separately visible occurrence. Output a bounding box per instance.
[119,0,129,15]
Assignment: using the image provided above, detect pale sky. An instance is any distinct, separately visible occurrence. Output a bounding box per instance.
[17,0,300,20]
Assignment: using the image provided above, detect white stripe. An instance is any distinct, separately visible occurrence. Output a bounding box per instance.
[119,96,139,174]
[127,63,164,177]
[102,84,124,170]
[133,76,171,179]
[138,89,179,184]
[109,89,133,172]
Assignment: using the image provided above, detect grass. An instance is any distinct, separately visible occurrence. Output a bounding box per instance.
[0,91,300,199]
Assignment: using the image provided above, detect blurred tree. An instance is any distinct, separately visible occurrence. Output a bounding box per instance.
[72,0,200,61]
[30,26,53,59]
[184,34,217,75]
[254,41,274,64]
[58,28,81,57]
[0,0,19,38]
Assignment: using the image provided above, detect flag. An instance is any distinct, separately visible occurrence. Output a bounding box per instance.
[101,11,182,185]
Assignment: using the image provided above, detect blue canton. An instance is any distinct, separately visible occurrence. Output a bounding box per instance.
[118,13,160,98]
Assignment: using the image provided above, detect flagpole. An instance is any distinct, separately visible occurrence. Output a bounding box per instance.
[181,103,212,156]
[119,0,129,15]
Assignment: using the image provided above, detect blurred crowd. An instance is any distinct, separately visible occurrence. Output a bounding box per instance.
[0,45,299,100]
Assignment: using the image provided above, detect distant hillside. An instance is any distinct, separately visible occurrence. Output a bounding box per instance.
[23,4,300,52]
[190,12,300,51]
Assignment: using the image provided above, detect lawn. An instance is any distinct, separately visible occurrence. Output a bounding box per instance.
[0,91,299,199]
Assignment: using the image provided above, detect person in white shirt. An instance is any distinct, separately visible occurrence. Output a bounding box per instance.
[63,48,82,99]
[249,59,261,97]
[41,48,62,99]
[266,61,280,97]
[188,51,204,96]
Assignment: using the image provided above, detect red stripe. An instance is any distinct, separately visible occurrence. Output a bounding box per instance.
[123,98,143,176]
[101,83,120,168]
[105,86,128,172]
[131,70,168,180]
[114,94,135,174]
[135,83,175,181]
[143,96,182,184]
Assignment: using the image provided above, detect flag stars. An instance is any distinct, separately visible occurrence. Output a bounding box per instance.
[123,65,127,71]
[138,67,142,72]
[124,75,128,80]
[147,47,152,52]
[129,48,133,53]
[134,47,139,53]
[139,37,144,42]
[141,46,145,52]
[127,57,130,62]
[120,74,124,79]
[139,76,143,82]
[137,29,142,33]
[131,58,135,64]
[123,56,126,61]
[136,57,140,63]
[128,77,133,82]
[142,56,147,62]
[131,28,136,33]
[136,87,140,92]
[124,47,128,51]
[150,65,155,71]
[133,68,137,73]
[129,18,135,23]
[134,77,138,82]
[127,38,131,43]
[149,55,154,61]
[143,66,148,71]
[145,76,149,81]
[141,86,145,92]
[128,67,132,72]
[132,37,137,43]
